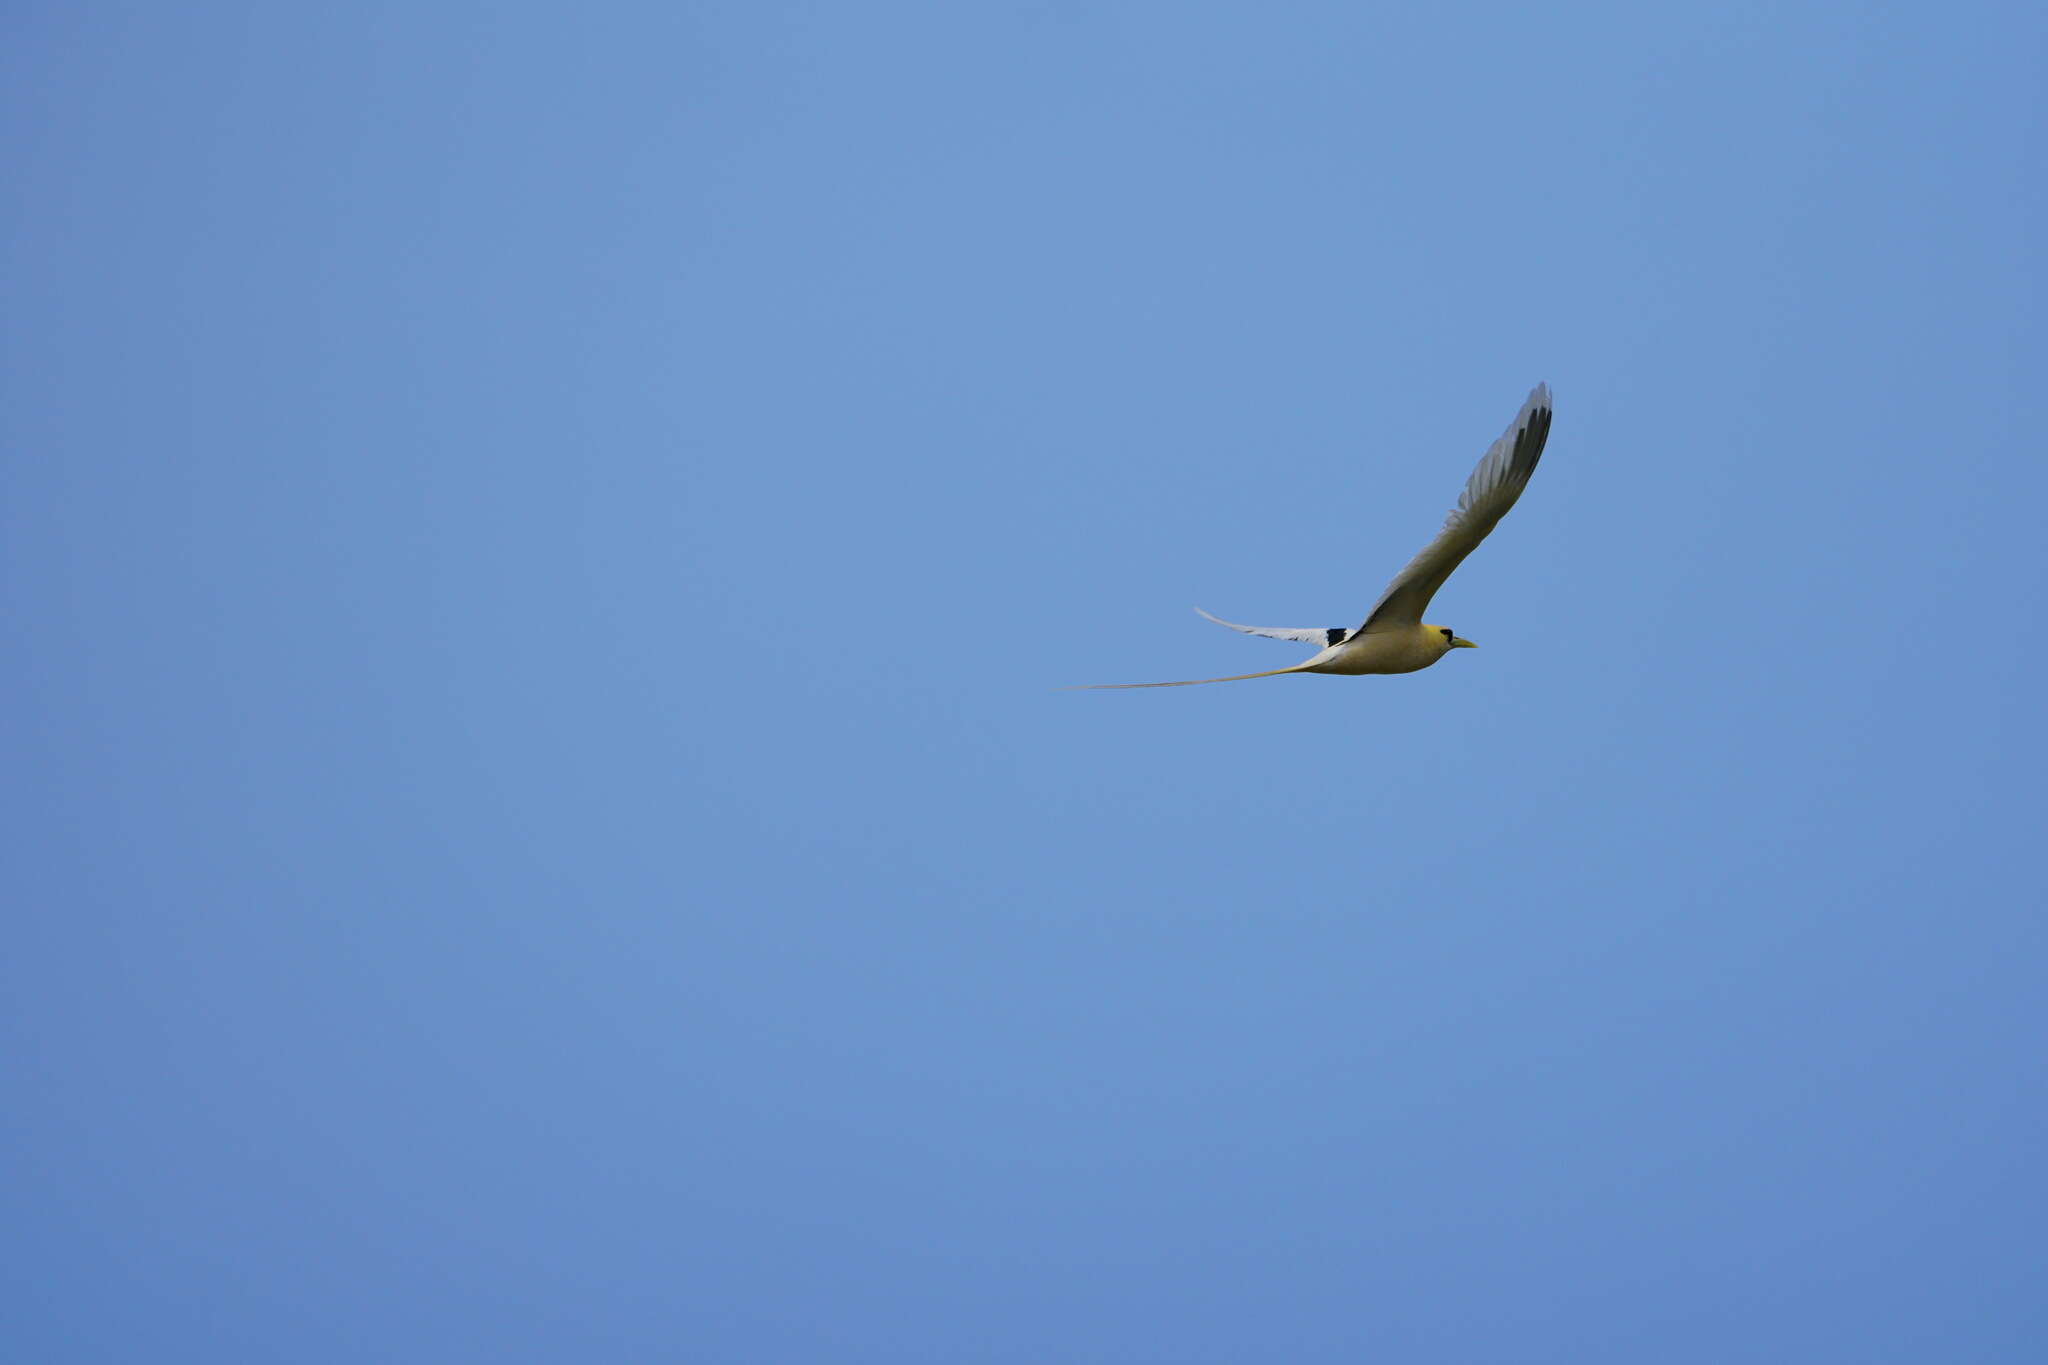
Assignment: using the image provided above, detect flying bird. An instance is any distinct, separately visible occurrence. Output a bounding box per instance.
[1075,384,1553,689]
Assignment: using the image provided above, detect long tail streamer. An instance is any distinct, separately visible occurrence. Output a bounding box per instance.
[1065,666,1310,690]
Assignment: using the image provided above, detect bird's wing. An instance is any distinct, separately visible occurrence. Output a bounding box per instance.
[1194,607,1352,650]
[1359,384,1552,632]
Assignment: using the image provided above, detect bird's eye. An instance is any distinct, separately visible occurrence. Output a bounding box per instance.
[1440,628,1453,639]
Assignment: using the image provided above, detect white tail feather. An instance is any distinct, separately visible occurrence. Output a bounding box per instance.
[1065,665,1311,690]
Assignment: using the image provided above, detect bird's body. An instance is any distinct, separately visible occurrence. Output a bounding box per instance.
[1074,385,1552,690]
[1311,623,1469,675]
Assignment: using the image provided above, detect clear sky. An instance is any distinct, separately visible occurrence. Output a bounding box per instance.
[6,3,2045,1361]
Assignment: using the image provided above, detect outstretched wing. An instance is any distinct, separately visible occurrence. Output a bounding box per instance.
[1194,608,1352,650]
[1359,384,1553,632]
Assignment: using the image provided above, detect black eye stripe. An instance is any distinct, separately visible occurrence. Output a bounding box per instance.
[1440,628,1454,639]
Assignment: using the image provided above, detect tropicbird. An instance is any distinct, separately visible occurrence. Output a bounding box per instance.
[1076,384,1553,689]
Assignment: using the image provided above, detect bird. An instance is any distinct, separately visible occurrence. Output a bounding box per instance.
[1073,383,1553,689]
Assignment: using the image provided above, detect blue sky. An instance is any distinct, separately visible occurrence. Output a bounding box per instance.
[6,2,2045,1361]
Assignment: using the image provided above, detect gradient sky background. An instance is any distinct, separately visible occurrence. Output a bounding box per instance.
[6,3,2046,1361]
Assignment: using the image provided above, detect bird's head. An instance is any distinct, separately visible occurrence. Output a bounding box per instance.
[1430,625,1479,653]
